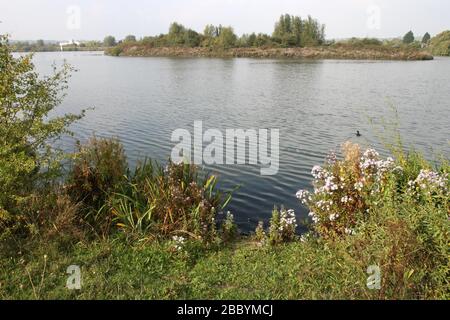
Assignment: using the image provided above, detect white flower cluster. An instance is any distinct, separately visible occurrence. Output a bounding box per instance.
[226,211,234,221]
[360,149,397,179]
[354,181,364,192]
[344,228,356,236]
[326,151,337,165]
[329,213,340,222]
[300,232,314,243]
[311,165,327,180]
[279,209,298,231]
[172,236,186,251]
[316,199,334,211]
[308,211,320,224]
[296,147,408,229]
[407,169,448,196]
[341,196,353,204]
[296,190,312,205]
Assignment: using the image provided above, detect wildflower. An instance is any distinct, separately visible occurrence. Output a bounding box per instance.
[376,157,396,174]
[322,176,339,193]
[300,233,312,243]
[172,236,186,251]
[341,196,352,204]
[354,181,364,192]
[309,212,320,224]
[329,213,340,222]
[311,166,327,179]
[345,228,355,236]
[408,169,448,195]
[280,209,297,230]
[362,149,379,160]
[296,190,311,205]
[326,151,337,165]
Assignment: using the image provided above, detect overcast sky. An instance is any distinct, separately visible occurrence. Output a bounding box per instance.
[1,0,449,41]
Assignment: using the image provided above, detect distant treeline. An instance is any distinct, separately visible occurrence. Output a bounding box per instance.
[106,14,326,51]
[10,40,104,52]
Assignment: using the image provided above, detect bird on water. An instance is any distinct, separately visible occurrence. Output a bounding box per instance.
[356,130,362,137]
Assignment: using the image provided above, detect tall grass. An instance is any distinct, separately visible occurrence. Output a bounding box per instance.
[105,160,232,242]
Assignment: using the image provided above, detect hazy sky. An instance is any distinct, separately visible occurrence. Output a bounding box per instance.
[1,0,449,40]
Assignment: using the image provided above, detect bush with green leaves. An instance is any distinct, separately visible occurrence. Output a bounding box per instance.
[0,35,82,222]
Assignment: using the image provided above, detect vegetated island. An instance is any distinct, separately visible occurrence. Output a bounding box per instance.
[104,15,436,61]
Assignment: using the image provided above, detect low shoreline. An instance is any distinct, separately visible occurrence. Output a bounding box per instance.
[105,45,434,61]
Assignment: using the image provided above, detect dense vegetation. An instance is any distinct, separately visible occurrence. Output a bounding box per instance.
[104,15,432,60]
[1,34,448,300]
[429,31,450,56]
[108,14,325,51]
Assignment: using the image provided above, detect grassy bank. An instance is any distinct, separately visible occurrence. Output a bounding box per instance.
[105,44,433,61]
[1,181,448,300]
[1,139,448,300]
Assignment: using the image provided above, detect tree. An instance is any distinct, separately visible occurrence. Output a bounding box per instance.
[202,24,219,47]
[255,33,272,47]
[166,22,201,47]
[422,32,431,44]
[403,31,415,44]
[103,35,117,47]
[0,35,83,215]
[183,29,201,47]
[273,14,325,47]
[292,16,303,46]
[216,26,237,48]
[168,22,186,45]
[36,39,45,47]
[124,35,137,43]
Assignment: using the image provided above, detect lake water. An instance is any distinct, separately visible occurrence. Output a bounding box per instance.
[28,52,450,232]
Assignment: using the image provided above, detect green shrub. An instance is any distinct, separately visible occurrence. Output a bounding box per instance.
[221,212,238,244]
[106,160,232,242]
[108,46,124,56]
[254,221,267,246]
[294,141,449,298]
[268,206,297,245]
[0,35,83,218]
[67,137,127,235]
[429,31,450,56]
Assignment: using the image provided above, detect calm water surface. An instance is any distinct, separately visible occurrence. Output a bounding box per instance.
[28,52,450,232]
